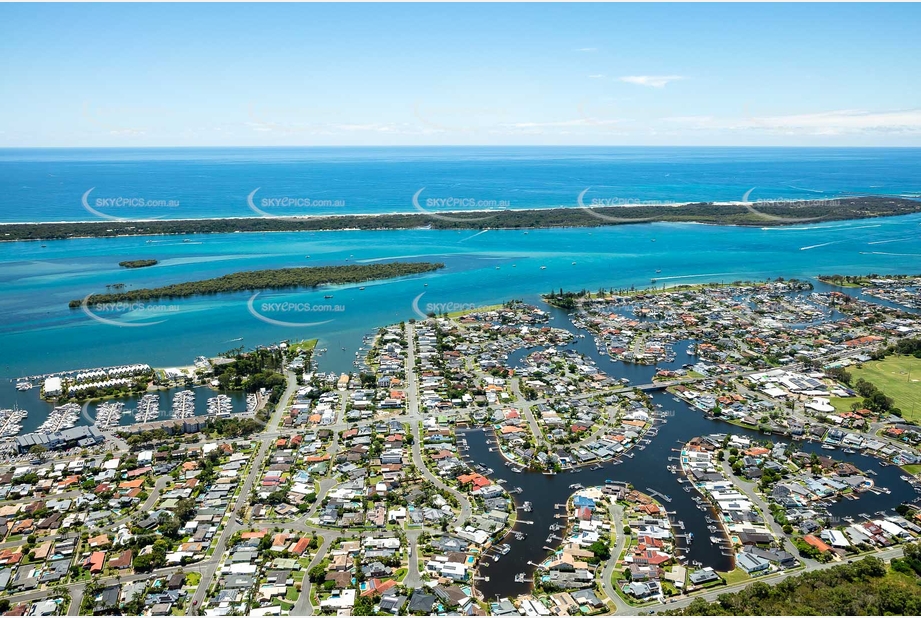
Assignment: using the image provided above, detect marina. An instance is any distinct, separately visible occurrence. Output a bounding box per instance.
[134,394,161,424]
[171,389,196,419]
[0,406,27,438]
[37,403,80,433]
[207,394,234,417]
[94,401,123,430]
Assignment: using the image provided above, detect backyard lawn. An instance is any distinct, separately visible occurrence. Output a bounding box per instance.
[719,568,751,586]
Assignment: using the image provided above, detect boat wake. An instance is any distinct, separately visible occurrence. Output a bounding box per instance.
[800,241,842,251]
[860,251,921,257]
[867,237,914,245]
[459,229,490,243]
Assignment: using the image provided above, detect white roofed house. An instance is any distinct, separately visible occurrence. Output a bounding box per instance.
[805,398,836,414]
[876,519,912,541]
[820,529,850,548]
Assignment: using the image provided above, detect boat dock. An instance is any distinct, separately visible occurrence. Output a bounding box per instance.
[171,390,195,419]
[646,487,673,503]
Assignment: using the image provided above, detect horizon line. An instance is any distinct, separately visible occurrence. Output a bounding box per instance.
[3,144,921,150]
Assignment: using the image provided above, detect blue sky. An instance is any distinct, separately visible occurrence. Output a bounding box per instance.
[1,3,920,147]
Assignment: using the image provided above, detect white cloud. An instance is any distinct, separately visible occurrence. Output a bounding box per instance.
[662,109,921,135]
[575,47,598,52]
[588,74,604,79]
[752,109,921,134]
[619,75,685,88]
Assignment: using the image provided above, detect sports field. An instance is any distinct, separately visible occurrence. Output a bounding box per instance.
[847,355,921,422]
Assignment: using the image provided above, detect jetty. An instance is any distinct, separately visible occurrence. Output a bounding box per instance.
[646,487,673,503]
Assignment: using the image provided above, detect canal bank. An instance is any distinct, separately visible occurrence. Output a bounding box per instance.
[464,304,920,600]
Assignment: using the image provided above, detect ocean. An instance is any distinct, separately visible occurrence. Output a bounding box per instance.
[1,146,920,222]
[0,146,919,427]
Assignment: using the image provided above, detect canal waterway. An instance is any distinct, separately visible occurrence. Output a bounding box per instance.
[465,303,920,600]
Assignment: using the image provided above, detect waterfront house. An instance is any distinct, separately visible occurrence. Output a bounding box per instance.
[736,551,771,574]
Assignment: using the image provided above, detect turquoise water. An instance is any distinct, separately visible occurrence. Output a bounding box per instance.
[1,146,920,222]
[2,214,921,394]
[1,146,920,420]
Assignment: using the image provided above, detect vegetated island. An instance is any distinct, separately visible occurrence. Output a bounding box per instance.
[118,259,158,269]
[69,261,443,308]
[5,196,921,242]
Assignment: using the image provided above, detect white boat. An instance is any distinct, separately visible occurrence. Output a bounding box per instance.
[172,390,196,419]
[94,401,124,429]
[38,403,80,433]
[0,406,28,438]
[15,381,32,392]
[134,394,161,423]
[207,394,233,417]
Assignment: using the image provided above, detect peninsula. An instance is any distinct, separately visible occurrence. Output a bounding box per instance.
[5,196,920,242]
[8,273,921,617]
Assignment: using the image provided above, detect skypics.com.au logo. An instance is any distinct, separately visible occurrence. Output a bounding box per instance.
[82,188,179,221]
[412,293,489,319]
[412,188,510,223]
[576,188,661,223]
[577,187,835,225]
[246,188,346,218]
[739,188,834,223]
[79,295,179,328]
[247,292,344,328]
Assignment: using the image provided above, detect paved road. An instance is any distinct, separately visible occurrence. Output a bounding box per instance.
[68,587,83,615]
[600,501,631,613]
[632,546,907,616]
[294,532,336,616]
[1,488,82,507]
[190,370,300,612]
[719,458,821,570]
[188,438,270,612]
[511,378,545,444]
[7,325,904,615]
[405,322,473,527]
[404,528,423,588]
[0,562,201,612]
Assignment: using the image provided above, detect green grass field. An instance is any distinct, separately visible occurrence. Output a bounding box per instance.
[719,568,752,585]
[289,339,318,354]
[843,355,921,422]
